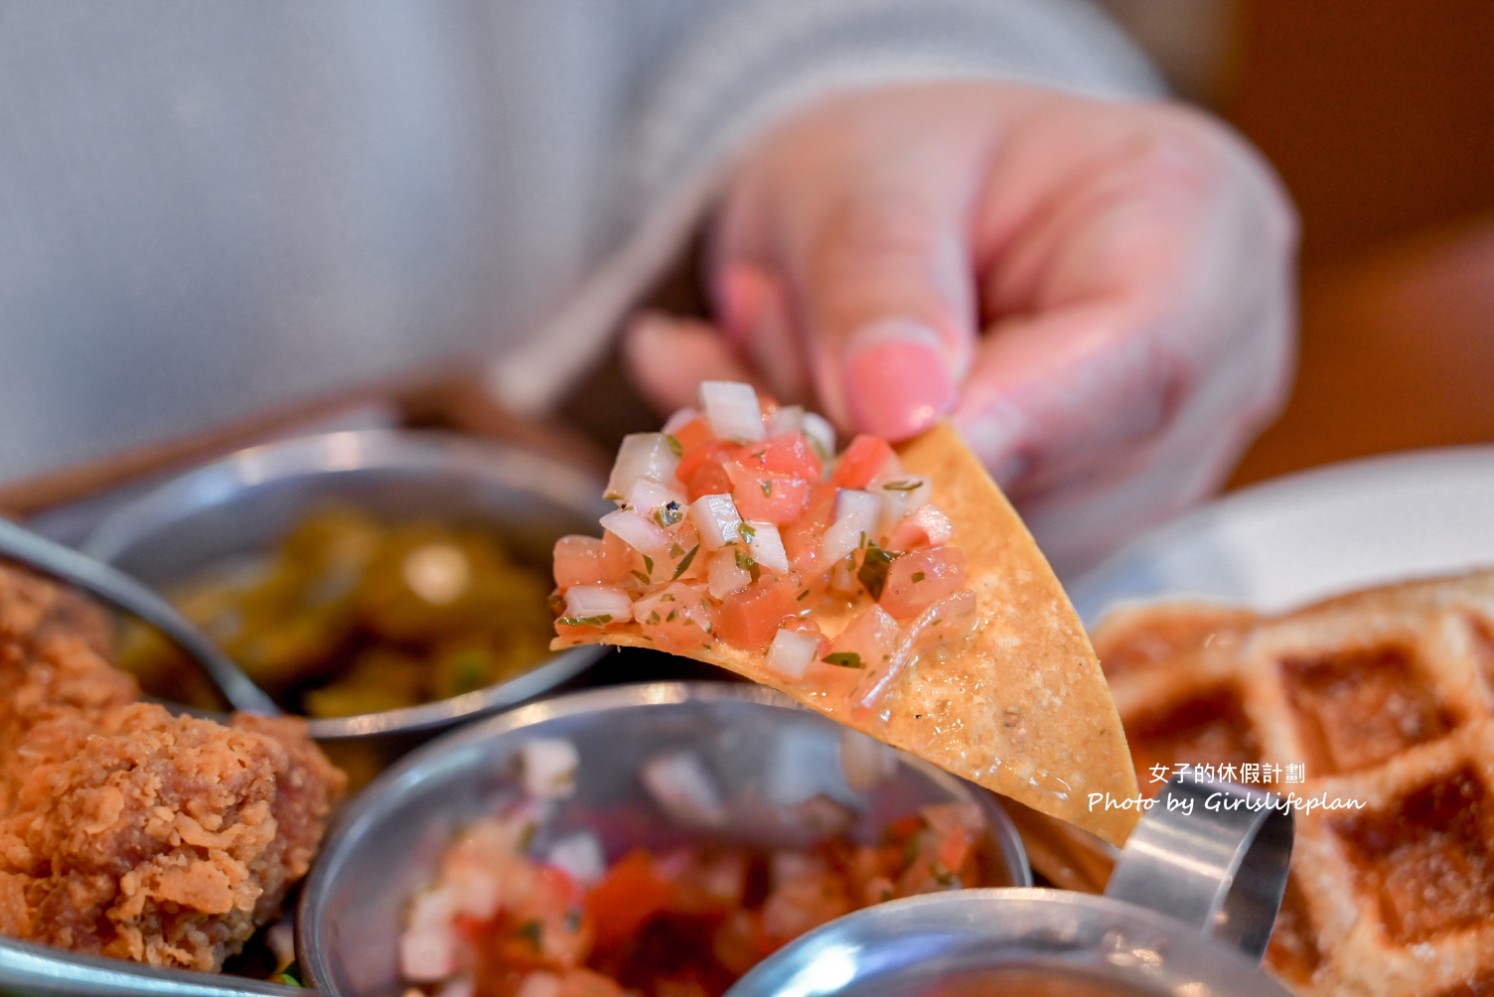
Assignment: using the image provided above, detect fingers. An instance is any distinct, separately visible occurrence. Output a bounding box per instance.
[714,89,993,441]
[621,312,758,415]
[715,262,808,403]
[960,108,1297,500]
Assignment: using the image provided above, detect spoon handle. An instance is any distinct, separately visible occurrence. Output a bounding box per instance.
[0,517,281,717]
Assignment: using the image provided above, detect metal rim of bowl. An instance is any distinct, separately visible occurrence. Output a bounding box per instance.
[296,680,1034,992]
[724,887,1295,997]
[78,428,611,740]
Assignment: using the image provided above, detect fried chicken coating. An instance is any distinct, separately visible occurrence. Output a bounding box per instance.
[0,564,346,971]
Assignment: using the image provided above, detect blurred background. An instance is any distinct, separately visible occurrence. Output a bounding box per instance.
[1106,0,1494,485]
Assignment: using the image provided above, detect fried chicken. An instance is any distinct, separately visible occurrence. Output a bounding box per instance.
[0,563,346,971]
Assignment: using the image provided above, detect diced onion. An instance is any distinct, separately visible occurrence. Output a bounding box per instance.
[766,628,819,679]
[400,928,458,983]
[546,831,606,886]
[689,493,743,550]
[626,477,687,517]
[822,489,881,563]
[767,404,804,437]
[641,750,727,827]
[873,475,931,533]
[662,405,700,434]
[517,737,581,799]
[742,520,788,573]
[859,591,978,710]
[801,411,836,462]
[562,585,633,622]
[700,380,765,442]
[607,433,681,499]
[707,549,753,599]
[600,507,672,554]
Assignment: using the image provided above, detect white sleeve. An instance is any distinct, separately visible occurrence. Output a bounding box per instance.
[488,0,1163,415]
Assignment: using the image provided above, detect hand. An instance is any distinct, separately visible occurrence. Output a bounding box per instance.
[624,81,1297,575]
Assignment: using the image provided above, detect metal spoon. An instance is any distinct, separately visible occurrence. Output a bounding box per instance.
[0,517,281,716]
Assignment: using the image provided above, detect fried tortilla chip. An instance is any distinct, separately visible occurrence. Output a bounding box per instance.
[554,423,1139,845]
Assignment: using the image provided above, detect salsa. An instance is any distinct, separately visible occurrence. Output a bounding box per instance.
[552,383,975,715]
[399,797,987,997]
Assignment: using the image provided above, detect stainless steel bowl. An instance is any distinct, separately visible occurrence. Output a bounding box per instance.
[297,682,1032,996]
[79,429,611,741]
[726,776,1295,997]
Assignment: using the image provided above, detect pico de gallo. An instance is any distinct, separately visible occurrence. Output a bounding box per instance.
[399,776,987,997]
[552,382,976,713]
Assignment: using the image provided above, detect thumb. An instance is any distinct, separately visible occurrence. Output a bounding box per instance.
[788,192,977,441]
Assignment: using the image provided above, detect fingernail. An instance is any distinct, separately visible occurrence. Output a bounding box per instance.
[843,320,954,439]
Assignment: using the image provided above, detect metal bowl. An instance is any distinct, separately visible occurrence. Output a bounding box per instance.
[726,776,1294,997]
[79,429,611,741]
[297,682,1032,996]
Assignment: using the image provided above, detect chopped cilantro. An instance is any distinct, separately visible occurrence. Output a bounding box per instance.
[857,542,902,600]
[734,547,762,583]
[738,522,757,543]
[603,490,623,502]
[664,434,683,457]
[273,970,302,988]
[666,609,678,622]
[516,919,543,952]
[911,571,926,583]
[646,610,661,625]
[881,479,924,492]
[669,542,685,559]
[760,479,773,497]
[822,652,864,669]
[631,569,651,585]
[796,589,810,601]
[642,553,655,575]
[557,614,613,627]
[672,543,700,579]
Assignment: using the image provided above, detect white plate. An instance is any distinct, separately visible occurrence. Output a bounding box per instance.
[1068,446,1494,628]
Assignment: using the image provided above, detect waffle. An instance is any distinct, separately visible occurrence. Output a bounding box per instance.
[1095,569,1494,997]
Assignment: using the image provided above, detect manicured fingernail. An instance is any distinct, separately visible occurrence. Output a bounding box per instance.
[843,320,954,439]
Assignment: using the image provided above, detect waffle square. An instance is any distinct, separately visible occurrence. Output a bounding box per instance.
[1095,570,1494,997]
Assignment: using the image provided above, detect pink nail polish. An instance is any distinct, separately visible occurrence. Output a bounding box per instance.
[843,321,955,439]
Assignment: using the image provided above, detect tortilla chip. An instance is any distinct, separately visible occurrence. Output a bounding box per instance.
[554,423,1139,845]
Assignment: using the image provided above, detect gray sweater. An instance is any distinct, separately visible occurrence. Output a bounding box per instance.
[0,0,1157,482]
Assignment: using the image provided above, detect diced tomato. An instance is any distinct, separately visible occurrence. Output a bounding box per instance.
[670,416,715,461]
[553,534,636,589]
[725,463,811,525]
[678,441,735,499]
[730,434,823,480]
[878,548,966,621]
[586,849,676,951]
[822,605,899,673]
[758,869,853,950]
[830,436,896,489]
[781,484,837,574]
[670,848,749,915]
[494,865,592,970]
[715,580,802,653]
